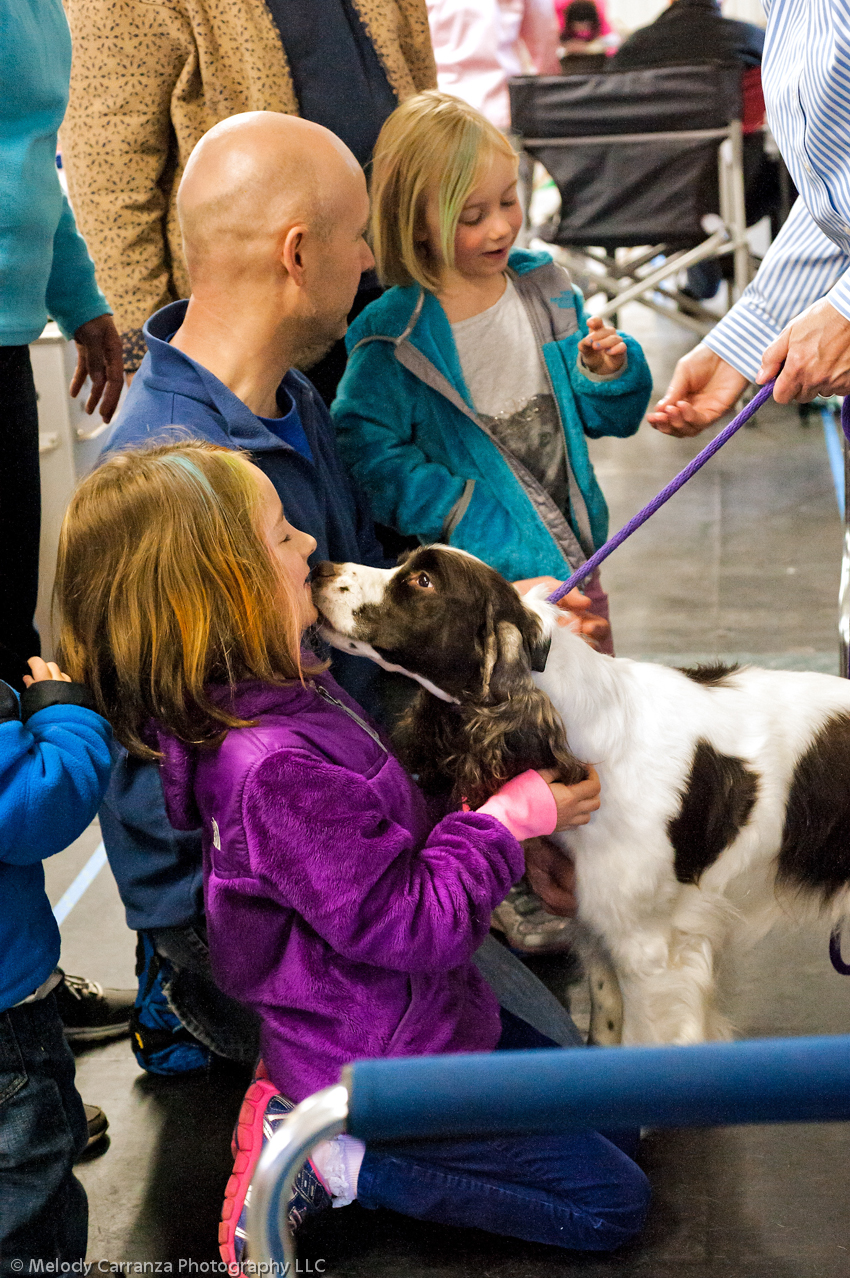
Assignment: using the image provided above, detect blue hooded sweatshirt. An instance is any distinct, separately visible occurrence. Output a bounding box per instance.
[0,680,112,1012]
[333,249,653,581]
[98,300,388,930]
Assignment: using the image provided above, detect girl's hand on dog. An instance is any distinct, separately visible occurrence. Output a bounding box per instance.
[513,578,612,651]
[538,765,601,831]
[579,317,627,376]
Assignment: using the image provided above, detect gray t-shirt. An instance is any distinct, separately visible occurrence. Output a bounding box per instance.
[451,277,569,511]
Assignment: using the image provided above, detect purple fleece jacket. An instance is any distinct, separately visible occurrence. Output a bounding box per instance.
[156,671,526,1101]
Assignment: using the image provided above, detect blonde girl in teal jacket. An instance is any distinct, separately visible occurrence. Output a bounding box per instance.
[332,91,652,645]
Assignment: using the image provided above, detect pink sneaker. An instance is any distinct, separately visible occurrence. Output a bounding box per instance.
[219,1066,331,1266]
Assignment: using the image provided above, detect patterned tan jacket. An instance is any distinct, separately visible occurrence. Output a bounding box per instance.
[62,0,436,368]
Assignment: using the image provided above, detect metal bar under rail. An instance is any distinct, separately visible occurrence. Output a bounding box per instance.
[520,126,733,147]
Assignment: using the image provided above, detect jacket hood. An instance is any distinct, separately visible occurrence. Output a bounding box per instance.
[154,679,315,833]
[138,301,315,456]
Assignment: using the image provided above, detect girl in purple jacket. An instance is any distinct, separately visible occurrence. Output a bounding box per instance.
[54,441,649,1262]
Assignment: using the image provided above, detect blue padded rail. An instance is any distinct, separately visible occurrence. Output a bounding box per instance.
[343,1036,850,1142]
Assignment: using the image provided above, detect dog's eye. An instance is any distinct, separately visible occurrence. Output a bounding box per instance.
[406,571,434,591]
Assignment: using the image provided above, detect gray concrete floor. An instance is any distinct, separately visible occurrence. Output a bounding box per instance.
[45,302,850,1275]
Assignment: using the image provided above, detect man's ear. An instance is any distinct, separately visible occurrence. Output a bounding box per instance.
[280,224,309,284]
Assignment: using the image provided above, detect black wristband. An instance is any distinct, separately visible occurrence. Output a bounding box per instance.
[20,681,96,724]
[0,680,20,724]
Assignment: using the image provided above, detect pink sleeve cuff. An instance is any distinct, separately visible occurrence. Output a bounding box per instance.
[476,770,558,841]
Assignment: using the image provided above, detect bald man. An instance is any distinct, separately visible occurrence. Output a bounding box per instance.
[99,114,388,1072]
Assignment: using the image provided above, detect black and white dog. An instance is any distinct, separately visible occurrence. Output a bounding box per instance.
[313,545,850,1047]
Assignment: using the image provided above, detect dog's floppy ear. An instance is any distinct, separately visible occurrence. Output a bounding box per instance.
[456,609,586,808]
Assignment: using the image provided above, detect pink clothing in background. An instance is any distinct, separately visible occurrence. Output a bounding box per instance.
[426,0,560,129]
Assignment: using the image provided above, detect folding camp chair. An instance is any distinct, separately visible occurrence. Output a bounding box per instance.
[509,65,751,336]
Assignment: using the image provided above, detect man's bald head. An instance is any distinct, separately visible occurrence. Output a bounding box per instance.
[177,112,363,281]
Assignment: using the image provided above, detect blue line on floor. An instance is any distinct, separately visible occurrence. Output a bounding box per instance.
[820,405,845,518]
[53,841,107,925]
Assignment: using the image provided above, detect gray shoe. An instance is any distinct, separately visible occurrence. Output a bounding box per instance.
[492,877,576,953]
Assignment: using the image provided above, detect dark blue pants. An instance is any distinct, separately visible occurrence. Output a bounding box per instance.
[0,995,88,1274]
[356,1010,650,1252]
[0,347,41,681]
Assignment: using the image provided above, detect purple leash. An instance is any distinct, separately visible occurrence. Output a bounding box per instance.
[546,380,776,605]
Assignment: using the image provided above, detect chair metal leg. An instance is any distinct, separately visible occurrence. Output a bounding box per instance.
[248,1084,349,1268]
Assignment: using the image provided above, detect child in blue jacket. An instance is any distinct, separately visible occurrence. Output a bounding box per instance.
[0,658,113,1269]
[332,90,653,653]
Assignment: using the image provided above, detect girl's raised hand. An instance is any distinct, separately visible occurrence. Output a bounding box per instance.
[23,657,73,687]
[579,317,627,376]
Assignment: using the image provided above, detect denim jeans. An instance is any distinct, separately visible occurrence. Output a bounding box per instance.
[148,922,261,1065]
[0,995,88,1275]
[357,1010,650,1252]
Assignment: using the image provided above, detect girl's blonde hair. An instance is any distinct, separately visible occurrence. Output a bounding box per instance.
[370,91,518,291]
[55,440,323,759]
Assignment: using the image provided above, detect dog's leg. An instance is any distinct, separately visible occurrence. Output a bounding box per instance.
[615,928,732,1045]
[586,954,623,1045]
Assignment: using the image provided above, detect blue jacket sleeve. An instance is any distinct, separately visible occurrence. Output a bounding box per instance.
[44,196,110,340]
[333,339,471,543]
[0,704,113,866]
[557,293,652,440]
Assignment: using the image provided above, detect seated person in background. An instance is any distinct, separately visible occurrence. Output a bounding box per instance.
[612,0,763,74]
[559,1,608,61]
[611,0,778,298]
[332,90,652,950]
[98,111,388,1075]
[0,658,112,1269]
[54,439,649,1263]
[556,0,617,49]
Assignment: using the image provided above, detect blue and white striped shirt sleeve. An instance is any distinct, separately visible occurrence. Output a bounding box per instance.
[704,0,850,380]
[704,200,850,381]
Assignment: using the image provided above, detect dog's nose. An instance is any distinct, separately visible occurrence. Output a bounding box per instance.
[311,561,340,582]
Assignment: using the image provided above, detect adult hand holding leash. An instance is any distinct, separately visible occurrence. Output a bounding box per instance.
[756,298,850,402]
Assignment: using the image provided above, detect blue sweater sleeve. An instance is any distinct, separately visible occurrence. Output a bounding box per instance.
[0,704,113,866]
[44,196,111,340]
[557,292,653,440]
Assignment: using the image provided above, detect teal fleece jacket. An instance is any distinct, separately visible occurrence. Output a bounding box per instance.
[333,249,652,582]
[0,0,109,346]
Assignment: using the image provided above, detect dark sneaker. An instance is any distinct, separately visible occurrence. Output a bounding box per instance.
[492,877,576,953]
[220,1065,331,1267]
[55,970,135,1042]
[82,1103,109,1153]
